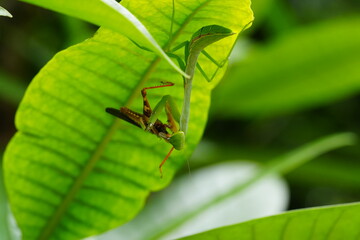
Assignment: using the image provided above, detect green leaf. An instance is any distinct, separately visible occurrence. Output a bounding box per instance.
[0,6,12,18]
[212,16,360,118]
[4,0,253,239]
[179,202,360,239]
[20,0,187,76]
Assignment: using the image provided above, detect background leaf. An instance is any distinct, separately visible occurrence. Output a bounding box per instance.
[4,0,253,239]
[100,162,288,240]
[180,202,360,239]
[0,6,12,18]
[212,16,360,118]
[191,143,360,193]
[103,132,354,239]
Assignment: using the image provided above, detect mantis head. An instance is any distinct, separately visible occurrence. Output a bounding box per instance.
[168,131,185,150]
[190,25,235,53]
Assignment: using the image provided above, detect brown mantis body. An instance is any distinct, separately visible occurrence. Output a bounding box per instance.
[106,82,184,177]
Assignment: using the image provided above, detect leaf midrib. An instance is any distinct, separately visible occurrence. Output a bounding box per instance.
[38,1,212,239]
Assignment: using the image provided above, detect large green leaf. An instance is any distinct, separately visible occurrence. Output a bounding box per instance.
[212,16,360,118]
[180,202,360,239]
[4,0,253,239]
[20,0,186,76]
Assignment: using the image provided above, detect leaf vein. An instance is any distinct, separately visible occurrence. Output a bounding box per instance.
[37,87,109,128]
[324,209,345,239]
[71,48,143,79]
[18,137,82,169]
[13,154,77,180]
[27,105,98,145]
[92,165,148,191]
[56,69,123,105]
[46,71,108,109]
[63,211,98,230]
[149,1,181,25]
[57,222,84,239]
[14,190,57,209]
[85,39,154,63]
[280,217,292,240]
[81,185,136,202]
[12,172,64,197]
[16,206,49,220]
[100,154,154,180]
[74,197,120,220]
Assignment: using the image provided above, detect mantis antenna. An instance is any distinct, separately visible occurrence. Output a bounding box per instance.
[168,0,175,49]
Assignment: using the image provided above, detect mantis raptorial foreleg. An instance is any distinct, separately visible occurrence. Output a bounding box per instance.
[130,32,229,84]
[200,49,226,68]
[147,94,181,133]
[169,41,226,82]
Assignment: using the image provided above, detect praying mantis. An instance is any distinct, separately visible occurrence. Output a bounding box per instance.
[106,81,185,177]
[106,2,235,176]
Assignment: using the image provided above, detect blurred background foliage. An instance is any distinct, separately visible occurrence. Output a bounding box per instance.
[0,0,359,215]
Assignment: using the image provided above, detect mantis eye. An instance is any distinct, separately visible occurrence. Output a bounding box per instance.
[169,131,185,150]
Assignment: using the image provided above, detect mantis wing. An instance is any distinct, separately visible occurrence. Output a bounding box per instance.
[105,107,142,129]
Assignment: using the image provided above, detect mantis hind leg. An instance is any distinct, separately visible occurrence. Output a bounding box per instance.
[159,147,175,178]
